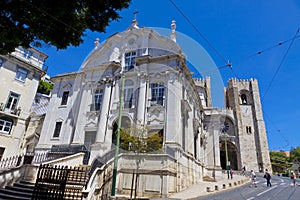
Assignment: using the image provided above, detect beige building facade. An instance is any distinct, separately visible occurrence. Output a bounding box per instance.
[0,47,47,159]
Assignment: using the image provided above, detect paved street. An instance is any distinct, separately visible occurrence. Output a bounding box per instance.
[197,175,299,200]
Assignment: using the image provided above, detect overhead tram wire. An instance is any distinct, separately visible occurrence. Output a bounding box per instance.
[168,0,229,65]
[235,34,300,65]
[191,62,232,77]
[261,28,299,101]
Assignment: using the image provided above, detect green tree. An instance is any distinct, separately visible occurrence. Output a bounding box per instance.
[0,0,132,54]
[37,80,53,95]
[270,151,292,174]
[290,146,300,162]
[119,124,163,153]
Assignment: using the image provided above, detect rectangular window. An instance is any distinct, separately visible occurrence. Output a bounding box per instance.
[6,92,20,111]
[15,68,28,82]
[246,126,252,134]
[0,119,13,134]
[61,91,69,105]
[53,122,62,137]
[94,89,103,111]
[151,83,164,105]
[124,88,133,108]
[0,147,5,160]
[125,51,136,71]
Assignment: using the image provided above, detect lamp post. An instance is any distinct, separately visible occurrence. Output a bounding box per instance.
[224,131,230,179]
[221,121,230,179]
[111,71,125,196]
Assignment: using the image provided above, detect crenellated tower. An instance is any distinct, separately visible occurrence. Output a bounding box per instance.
[225,78,272,172]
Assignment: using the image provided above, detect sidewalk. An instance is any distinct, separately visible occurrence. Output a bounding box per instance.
[167,174,251,200]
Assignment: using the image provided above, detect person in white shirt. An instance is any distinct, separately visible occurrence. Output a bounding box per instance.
[251,170,257,187]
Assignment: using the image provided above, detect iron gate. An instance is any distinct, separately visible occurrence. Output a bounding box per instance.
[32,164,90,200]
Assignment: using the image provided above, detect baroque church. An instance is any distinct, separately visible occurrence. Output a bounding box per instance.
[34,18,271,197]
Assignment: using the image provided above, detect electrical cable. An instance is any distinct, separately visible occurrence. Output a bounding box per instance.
[168,0,228,64]
[261,28,299,101]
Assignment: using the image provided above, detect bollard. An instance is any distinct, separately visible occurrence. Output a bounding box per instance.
[223,184,226,189]
[229,183,232,187]
[206,187,211,192]
[234,182,237,186]
[215,185,219,191]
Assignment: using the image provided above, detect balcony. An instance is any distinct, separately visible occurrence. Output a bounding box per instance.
[0,103,21,117]
[10,47,47,70]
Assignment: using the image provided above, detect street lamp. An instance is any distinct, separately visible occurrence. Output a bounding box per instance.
[221,121,230,179]
[111,71,126,196]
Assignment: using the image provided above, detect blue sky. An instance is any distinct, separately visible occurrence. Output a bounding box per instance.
[38,0,300,152]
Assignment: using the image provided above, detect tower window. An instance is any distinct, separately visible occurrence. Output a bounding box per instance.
[246,126,252,134]
[241,94,248,105]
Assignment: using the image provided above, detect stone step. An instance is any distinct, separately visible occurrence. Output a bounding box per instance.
[5,185,34,193]
[0,188,32,199]
[0,192,32,200]
[0,181,34,200]
[13,182,35,189]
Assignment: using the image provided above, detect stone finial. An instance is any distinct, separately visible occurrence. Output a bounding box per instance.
[170,20,177,42]
[94,38,100,49]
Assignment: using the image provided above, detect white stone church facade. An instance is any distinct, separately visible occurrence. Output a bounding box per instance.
[35,19,271,197]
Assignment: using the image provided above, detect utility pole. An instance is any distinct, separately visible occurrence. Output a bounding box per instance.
[111,72,125,196]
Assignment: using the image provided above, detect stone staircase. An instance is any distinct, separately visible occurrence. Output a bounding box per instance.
[0,181,34,200]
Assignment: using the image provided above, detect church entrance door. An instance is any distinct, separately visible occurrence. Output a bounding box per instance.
[219,141,238,170]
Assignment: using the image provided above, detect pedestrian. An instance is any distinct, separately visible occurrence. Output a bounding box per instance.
[250,170,257,187]
[291,171,296,187]
[263,169,272,187]
[242,166,246,175]
[230,169,234,179]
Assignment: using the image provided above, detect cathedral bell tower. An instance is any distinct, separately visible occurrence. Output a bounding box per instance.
[225,78,272,172]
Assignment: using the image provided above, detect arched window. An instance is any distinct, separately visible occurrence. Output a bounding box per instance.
[0,117,13,134]
[241,94,248,105]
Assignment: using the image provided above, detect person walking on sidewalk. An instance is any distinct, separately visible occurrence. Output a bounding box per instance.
[230,169,234,179]
[264,169,272,187]
[291,171,296,187]
[250,170,257,187]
